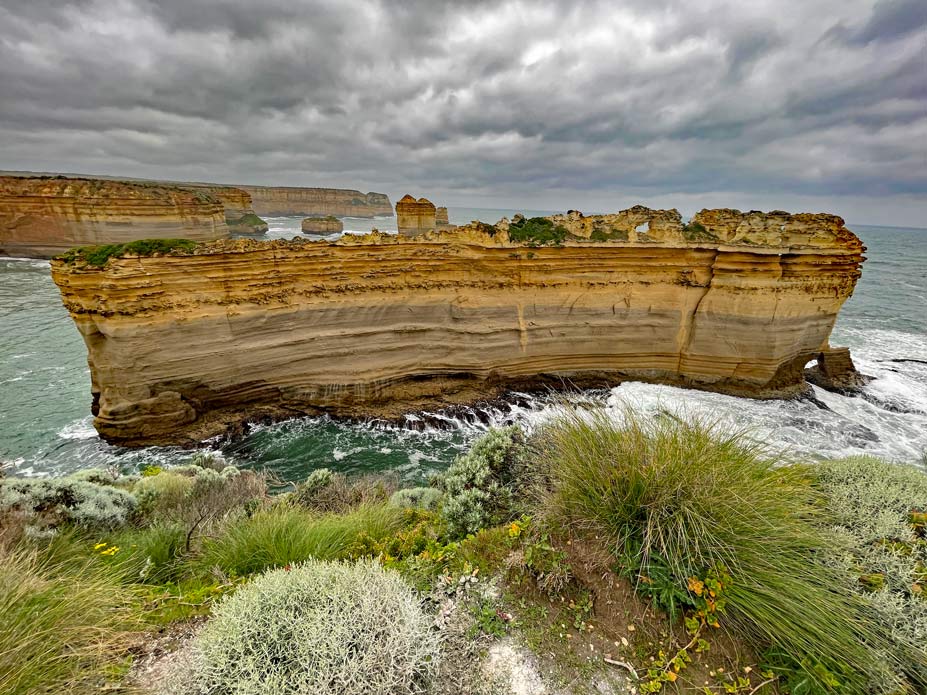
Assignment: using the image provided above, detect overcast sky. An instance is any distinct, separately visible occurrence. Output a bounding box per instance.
[1,0,924,226]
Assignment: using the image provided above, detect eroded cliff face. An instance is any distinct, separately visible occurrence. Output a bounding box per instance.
[239,186,393,217]
[0,176,229,258]
[51,206,865,446]
[181,185,268,234]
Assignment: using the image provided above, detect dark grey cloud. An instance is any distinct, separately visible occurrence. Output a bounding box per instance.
[0,0,924,226]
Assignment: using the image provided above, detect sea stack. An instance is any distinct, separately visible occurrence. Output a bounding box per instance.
[51,205,866,446]
[301,216,343,234]
[182,185,268,234]
[0,175,229,258]
[396,195,437,236]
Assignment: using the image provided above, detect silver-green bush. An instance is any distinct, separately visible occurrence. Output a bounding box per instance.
[0,476,136,529]
[172,559,439,695]
[441,426,524,537]
[390,487,443,510]
[814,456,927,687]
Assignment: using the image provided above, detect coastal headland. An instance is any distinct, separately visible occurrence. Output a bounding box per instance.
[51,205,866,446]
[0,175,231,258]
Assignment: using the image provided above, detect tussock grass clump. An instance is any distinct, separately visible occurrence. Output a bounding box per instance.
[200,503,405,576]
[534,410,902,693]
[0,543,132,695]
[171,559,439,695]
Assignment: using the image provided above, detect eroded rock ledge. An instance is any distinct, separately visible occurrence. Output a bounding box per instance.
[240,185,393,218]
[51,206,865,446]
[0,175,231,258]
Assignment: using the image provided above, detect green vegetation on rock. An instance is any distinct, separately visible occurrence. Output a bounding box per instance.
[508,216,569,245]
[2,417,925,694]
[57,238,199,267]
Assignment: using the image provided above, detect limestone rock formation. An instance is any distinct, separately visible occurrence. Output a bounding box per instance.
[301,216,343,234]
[183,185,268,234]
[396,195,437,236]
[239,186,392,218]
[0,175,229,258]
[51,206,865,446]
[436,206,449,225]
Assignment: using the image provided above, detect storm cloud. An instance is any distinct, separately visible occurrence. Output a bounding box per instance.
[0,0,924,225]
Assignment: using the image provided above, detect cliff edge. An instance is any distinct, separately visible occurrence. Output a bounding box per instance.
[0,175,230,258]
[239,185,393,218]
[51,206,865,446]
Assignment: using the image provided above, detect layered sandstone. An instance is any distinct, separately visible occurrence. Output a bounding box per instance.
[51,206,865,446]
[397,194,444,236]
[301,216,343,234]
[0,176,229,258]
[182,185,268,234]
[240,186,392,218]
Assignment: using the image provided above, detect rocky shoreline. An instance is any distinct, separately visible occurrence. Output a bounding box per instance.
[51,205,865,446]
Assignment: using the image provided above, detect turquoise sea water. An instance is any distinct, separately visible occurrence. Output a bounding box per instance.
[1,212,925,482]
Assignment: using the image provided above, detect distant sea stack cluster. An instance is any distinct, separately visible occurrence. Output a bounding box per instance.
[301,216,343,234]
[51,203,866,446]
[241,186,393,218]
[396,194,456,236]
[0,175,230,258]
[0,173,397,258]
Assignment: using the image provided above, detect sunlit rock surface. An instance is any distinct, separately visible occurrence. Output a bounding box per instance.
[0,175,229,258]
[51,206,865,445]
[239,185,392,218]
[301,216,343,234]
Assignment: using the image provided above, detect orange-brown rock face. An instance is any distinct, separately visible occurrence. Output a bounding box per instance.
[50,207,865,446]
[182,185,268,234]
[239,186,392,217]
[301,216,343,234]
[397,194,437,236]
[0,176,229,258]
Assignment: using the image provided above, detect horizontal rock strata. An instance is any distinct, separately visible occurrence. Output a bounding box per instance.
[51,207,865,446]
[181,185,268,234]
[239,185,392,218]
[0,176,229,258]
[301,217,343,234]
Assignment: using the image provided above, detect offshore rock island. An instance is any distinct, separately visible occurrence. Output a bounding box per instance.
[51,205,865,446]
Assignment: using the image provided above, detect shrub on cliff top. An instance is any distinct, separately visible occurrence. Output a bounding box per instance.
[507,216,569,246]
[440,426,526,538]
[58,238,199,267]
[533,410,903,693]
[812,456,927,687]
[0,475,137,530]
[170,559,439,695]
[292,468,397,513]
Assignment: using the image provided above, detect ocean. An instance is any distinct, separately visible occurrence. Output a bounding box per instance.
[1,209,925,482]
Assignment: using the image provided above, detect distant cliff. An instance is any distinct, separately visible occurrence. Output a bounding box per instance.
[180,185,268,234]
[0,176,229,259]
[240,186,392,218]
[51,206,865,446]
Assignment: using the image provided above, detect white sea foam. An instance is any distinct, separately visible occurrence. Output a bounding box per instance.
[56,416,98,440]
